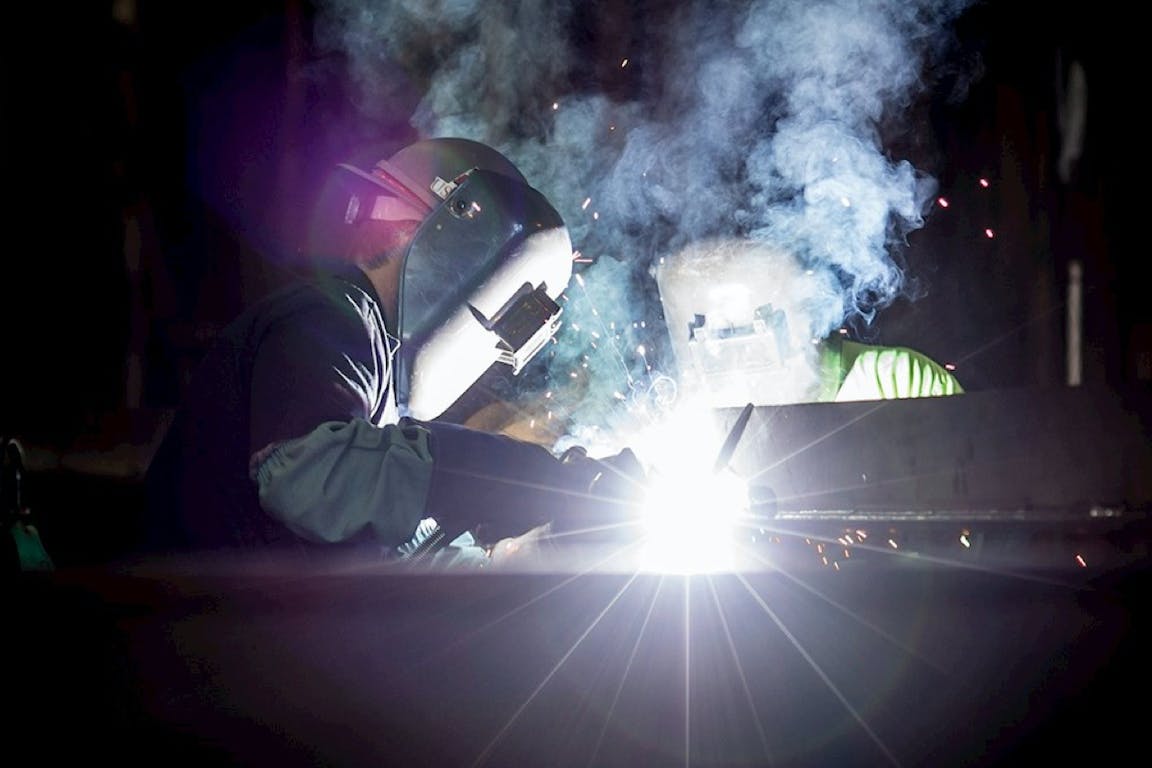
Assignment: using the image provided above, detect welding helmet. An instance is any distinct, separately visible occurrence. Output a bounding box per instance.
[337,138,573,419]
[654,238,844,407]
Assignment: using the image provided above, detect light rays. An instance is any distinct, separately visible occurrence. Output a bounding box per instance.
[734,571,903,767]
[704,574,773,760]
[470,570,645,767]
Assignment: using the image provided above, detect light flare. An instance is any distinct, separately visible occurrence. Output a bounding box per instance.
[627,404,751,573]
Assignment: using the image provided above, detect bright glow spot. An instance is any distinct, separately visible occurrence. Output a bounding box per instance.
[621,58,629,68]
[593,211,599,220]
[552,102,559,110]
[582,197,592,210]
[840,196,851,207]
[938,197,949,208]
[637,344,646,356]
[960,534,971,548]
[945,363,956,371]
[984,228,995,238]
[979,178,989,188]
[638,468,747,574]
[1076,554,1087,567]
[628,403,749,574]
[888,538,899,549]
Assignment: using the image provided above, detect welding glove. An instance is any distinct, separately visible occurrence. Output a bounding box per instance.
[416,419,647,547]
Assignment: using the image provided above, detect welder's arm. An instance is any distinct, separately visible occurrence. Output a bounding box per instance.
[417,419,646,546]
[251,419,433,546]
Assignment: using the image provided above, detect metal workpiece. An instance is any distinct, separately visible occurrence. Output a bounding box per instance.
[714,384,1152,519]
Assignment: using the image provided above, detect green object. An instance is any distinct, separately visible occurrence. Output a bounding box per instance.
[818,336,964,402]
[10,521,54,572]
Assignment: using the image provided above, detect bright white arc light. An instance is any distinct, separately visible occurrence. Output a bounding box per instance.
[638,469,748,574]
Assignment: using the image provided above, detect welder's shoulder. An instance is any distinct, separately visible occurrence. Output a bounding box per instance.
[836,342,963,401]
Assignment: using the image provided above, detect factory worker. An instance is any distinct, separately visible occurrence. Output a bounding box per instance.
[143,137,645,565]
[654,238,964,408]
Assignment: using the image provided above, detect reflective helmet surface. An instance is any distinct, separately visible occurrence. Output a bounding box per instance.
[655,238,845,407]
[338,138,574,419]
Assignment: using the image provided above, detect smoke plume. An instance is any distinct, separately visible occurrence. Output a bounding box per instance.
[313,0,976,449]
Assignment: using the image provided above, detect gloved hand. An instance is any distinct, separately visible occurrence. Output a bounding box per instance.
[415,419,647,548]
[550,444,648,543]
[559,444,646,506]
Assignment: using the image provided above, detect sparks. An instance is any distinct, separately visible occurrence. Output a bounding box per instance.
[938,197,950,208]
[888,539,899,549]
[984,228,995,239]
[581,197,592,210]
[979,178,989,188]
[959,533,971,548]
[945,363,956,371]
[1076,554,1087,567]
[621,57,629,68]
[552,102,559,110]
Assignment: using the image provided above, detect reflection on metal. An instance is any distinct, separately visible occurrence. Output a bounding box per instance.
[1068,259,1083,386]
[771,506,1130,522]
[714,384,1152,519]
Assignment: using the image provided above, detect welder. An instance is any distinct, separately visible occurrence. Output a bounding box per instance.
[143,137,645,566]
[654,238,964,408]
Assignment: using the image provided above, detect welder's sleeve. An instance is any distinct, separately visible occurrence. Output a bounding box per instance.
[251,418,433,546]
[417,419,645,546]
[835,345,964,402]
